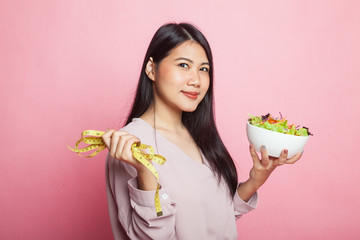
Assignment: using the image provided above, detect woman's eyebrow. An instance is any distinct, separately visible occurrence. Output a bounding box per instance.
[174,57,209,66]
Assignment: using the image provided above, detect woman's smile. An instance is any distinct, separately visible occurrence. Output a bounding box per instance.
[181,90,199,100]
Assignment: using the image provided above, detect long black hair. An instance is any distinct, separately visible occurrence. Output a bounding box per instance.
[125,22,238,197]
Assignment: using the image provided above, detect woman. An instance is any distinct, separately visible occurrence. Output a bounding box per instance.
[102,22,302,240]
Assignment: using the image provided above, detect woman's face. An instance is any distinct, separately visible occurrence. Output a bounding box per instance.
[148,40,210,113]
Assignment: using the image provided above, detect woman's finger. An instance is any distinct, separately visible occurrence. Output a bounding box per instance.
[276,149,288,166]
[285,149,303,164]
[121,136,141,163]
[260,145,270,166]
[101,129,115,149]
[110,131,128,159]
[114,134,137,161]
[249,144,260,165]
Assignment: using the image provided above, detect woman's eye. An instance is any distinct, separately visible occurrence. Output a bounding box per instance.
[200,67,209,72]
[179,63,189,68]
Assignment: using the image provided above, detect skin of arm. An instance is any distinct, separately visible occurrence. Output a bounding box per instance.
[137,165,158,191]
[237,144,302,202]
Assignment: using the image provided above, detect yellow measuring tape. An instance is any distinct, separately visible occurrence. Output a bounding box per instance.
[68,130,166,217]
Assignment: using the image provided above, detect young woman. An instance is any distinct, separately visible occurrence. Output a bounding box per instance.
[102,22,302,240]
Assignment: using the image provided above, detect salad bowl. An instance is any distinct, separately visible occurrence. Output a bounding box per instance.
[246,114,311,158]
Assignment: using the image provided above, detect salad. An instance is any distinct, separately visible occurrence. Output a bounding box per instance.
[248,113,312,137]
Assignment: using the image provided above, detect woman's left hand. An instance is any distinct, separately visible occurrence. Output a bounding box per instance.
[248,144,302,190]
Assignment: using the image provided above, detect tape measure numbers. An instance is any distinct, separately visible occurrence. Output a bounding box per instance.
[68,130,166,217]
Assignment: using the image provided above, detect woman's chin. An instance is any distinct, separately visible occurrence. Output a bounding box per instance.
[182,105,199,113]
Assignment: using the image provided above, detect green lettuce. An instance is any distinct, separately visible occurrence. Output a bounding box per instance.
[248,113,312,136]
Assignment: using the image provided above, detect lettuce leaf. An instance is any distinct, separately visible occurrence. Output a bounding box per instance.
[248,113,312,136]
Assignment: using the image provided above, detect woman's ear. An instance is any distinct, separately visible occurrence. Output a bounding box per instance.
[145,57,156,81]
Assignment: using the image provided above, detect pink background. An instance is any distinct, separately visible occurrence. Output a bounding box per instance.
[1,0,359,239]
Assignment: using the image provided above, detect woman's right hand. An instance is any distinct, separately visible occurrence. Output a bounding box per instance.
[102,129,158,191]
[101,129,143,170]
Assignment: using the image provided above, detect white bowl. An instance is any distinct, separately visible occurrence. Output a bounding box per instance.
[246,122,309,158]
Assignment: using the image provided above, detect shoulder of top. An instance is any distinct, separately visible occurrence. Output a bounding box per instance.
[120,118,152,137]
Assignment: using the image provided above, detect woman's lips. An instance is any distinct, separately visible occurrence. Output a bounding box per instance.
[182,91,199,100]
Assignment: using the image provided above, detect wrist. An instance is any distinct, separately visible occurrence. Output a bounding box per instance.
[247,177,263,191]
[136,165,158,191]
[237,179,259,202]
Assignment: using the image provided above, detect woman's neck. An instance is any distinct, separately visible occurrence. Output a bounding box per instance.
[140,103,185,134]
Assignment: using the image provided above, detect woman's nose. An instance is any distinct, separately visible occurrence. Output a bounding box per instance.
[187,70,200,87]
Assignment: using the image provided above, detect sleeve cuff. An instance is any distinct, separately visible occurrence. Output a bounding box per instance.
[128,177,174,207]
[233,183,258,215]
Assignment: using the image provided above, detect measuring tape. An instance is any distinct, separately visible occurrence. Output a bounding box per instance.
[68,130,166,217]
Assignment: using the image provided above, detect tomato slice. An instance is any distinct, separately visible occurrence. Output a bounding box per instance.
[268,118,278,124]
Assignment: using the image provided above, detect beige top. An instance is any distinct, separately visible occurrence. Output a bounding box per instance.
[105,118,258,240]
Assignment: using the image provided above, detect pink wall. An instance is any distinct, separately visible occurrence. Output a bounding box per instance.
[1,0,359,239]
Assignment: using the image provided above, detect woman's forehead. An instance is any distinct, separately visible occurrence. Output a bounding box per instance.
[167,40,208,62]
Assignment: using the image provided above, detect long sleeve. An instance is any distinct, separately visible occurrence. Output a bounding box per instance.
[106,154,177,240]
[233,185,258,220]
[127,178,176,239]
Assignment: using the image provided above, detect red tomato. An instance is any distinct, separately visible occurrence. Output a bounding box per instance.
[268,118,278,124]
